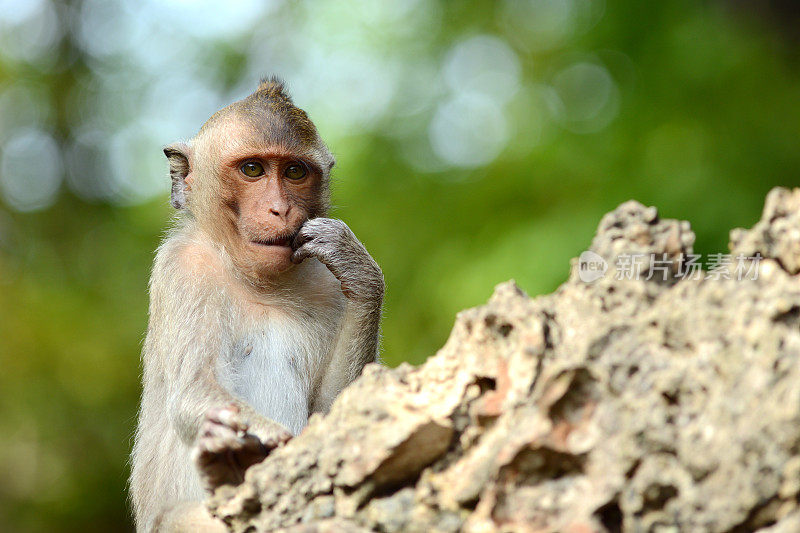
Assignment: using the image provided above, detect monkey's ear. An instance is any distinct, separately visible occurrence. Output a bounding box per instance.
[163,142,192,210]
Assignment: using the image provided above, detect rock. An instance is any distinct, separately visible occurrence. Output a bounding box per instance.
[209,187,800,532]
[730,187,800,274]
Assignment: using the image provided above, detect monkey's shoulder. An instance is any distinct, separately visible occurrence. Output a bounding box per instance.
[154,234,227,282]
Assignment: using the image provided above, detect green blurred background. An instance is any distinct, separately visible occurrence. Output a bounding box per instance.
[0,0,798,530]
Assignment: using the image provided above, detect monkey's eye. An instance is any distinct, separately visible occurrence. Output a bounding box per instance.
[284,163,307,180]
[240,161,265,178]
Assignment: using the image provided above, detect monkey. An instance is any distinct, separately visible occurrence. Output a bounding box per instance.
[129,78,384,532]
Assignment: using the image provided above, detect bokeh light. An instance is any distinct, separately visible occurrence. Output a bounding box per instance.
[551,61,619,133]
[429,93,509,168]
[0,128,62,212]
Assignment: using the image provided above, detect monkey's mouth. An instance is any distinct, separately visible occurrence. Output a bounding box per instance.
[250,233,296,249]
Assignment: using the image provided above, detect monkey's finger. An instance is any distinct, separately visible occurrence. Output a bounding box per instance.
[200,420,239,441]
[205,403,240,421]
[292,219,327,248]
[292,217,341,247]
[291,244,314,264]
[217,407,243,428]
[294,242,335,266]
[261,431,292,450]
[291,229,312,250]
[206,406,248,434]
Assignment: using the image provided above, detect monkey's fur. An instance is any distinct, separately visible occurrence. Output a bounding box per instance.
[130,79,384,532]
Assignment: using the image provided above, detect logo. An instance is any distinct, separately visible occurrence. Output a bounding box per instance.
[578,250,608,283]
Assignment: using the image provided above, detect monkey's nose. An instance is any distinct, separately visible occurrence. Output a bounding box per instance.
[269,204,291,220]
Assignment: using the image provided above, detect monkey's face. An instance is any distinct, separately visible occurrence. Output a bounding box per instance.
[167,81,334,282]
[177,119,326,281]
[213,140,325,279]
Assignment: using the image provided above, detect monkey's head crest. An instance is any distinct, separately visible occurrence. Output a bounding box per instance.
[253,76,293,102]
[193,76,334,180]
[196,76,318,149]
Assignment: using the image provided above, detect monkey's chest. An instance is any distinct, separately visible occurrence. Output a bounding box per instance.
[222,319,336,435]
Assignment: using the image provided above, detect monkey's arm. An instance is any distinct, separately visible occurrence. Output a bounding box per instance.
[291,218,384,413]
[146,244,292,445]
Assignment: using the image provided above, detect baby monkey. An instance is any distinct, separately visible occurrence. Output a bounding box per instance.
[130,78,384,532]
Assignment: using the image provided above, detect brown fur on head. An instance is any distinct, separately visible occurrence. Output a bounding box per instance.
[164,77,335,281]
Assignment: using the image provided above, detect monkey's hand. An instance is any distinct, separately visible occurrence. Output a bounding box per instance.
[192,405,291,493]
[291,218,384,302]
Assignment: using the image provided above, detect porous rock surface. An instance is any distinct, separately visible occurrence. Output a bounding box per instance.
[209,187,800,532]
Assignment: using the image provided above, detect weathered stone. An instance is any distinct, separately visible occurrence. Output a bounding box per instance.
[209,187,800,532]
[731,187,800,274]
